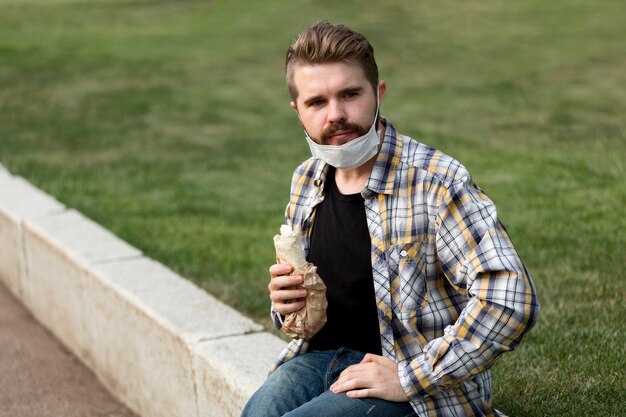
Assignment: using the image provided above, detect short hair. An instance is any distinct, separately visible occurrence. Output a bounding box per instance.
[285,21,379,101]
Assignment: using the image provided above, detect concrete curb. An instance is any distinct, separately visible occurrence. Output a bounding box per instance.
[0,164,284,417]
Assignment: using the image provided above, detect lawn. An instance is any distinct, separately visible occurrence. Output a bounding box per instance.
[0,0,624,415]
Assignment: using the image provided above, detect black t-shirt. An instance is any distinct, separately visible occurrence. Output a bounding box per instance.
[307,168,382,355]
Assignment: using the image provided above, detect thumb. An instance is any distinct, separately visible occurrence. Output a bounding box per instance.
[361,353,383,364]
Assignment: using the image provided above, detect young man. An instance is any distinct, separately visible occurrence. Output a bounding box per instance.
[242,22,539,417]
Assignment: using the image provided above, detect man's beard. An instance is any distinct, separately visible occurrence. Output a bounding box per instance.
[320,121,368,145]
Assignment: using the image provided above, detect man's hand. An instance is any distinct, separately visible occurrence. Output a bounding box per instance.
[268,263,307,316]
[330,354,409,402]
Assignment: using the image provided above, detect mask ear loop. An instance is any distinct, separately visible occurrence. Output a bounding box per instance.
[374,87,380,123]
[372,88,381,136]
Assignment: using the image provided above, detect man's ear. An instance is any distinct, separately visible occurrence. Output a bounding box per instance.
[290,101,298,114]
[378,80,387,104]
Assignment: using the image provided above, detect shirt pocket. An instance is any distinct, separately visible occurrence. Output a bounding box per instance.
[387,236,433,314]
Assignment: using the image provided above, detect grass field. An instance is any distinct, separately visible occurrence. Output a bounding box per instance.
[0,1,624,415]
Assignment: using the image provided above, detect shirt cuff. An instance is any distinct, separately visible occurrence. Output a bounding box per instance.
[271,304,284,329]
[398,355,440,400]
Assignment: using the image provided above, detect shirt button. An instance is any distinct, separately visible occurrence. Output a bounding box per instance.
[400,250,408,257]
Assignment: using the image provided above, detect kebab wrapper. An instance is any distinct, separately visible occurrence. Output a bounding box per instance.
[273,225,327,339]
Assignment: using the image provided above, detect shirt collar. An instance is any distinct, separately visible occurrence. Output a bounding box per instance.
[364,117,401,196]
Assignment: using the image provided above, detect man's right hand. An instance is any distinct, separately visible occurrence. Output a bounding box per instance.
[268,263,308,316]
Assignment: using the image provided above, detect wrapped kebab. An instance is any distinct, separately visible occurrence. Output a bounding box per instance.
[273,225,327,339]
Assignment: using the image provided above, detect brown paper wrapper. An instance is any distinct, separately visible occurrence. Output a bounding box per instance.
[278,261,327,340]
[274,225,327,340]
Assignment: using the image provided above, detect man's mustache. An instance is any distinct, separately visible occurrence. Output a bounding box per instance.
[321,122,367,143]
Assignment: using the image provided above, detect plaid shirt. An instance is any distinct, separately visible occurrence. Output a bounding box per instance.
[271,118,539,416]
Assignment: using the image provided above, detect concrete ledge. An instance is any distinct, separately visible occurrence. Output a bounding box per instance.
[0,163,282,417]
[0,170,65,299]
[194,333,285,417]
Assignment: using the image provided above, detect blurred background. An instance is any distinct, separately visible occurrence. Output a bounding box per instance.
[0,1,624,415]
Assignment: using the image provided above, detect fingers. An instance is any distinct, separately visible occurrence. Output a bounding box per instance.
[272,299,306,315]
[345,388,375,398]
[269,263,293,278]
[270,287,307,315]
[268,269,299,291]
[330,363,374,394]
[329,357,408,402]
[268,263,307,316]
[361,353,390,365]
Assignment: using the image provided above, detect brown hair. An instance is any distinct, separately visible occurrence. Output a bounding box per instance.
[285,22,379,101]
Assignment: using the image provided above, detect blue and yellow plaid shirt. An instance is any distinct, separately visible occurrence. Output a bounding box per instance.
[271,118,539,416]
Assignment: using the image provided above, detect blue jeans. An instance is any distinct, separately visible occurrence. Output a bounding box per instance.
[241,348,417,417]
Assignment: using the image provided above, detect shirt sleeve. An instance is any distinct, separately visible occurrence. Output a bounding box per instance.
[399,175,540,399]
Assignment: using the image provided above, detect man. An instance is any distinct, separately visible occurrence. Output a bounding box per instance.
[242,22,539,417]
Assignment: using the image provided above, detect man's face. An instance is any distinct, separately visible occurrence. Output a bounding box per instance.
[290,61,383,145]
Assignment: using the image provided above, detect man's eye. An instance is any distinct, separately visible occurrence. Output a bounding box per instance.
[344,91,359,99]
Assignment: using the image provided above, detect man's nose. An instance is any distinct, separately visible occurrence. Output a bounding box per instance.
[327,100,347,123]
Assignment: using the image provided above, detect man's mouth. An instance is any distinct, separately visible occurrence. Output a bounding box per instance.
[326,130,355,143]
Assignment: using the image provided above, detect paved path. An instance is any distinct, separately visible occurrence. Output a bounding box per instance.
[0,281,137,417]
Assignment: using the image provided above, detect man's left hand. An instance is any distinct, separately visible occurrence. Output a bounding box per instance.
[329,354,409,402]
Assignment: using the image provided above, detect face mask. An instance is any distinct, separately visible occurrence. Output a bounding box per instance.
[303,94,380,170]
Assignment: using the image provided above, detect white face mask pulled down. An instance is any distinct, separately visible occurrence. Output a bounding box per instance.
[303,95,381,170]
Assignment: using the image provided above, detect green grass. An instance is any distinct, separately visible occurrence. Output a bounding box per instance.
[0,1,624,415]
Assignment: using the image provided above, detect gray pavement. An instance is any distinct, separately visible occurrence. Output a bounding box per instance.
[0,281,137,417]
